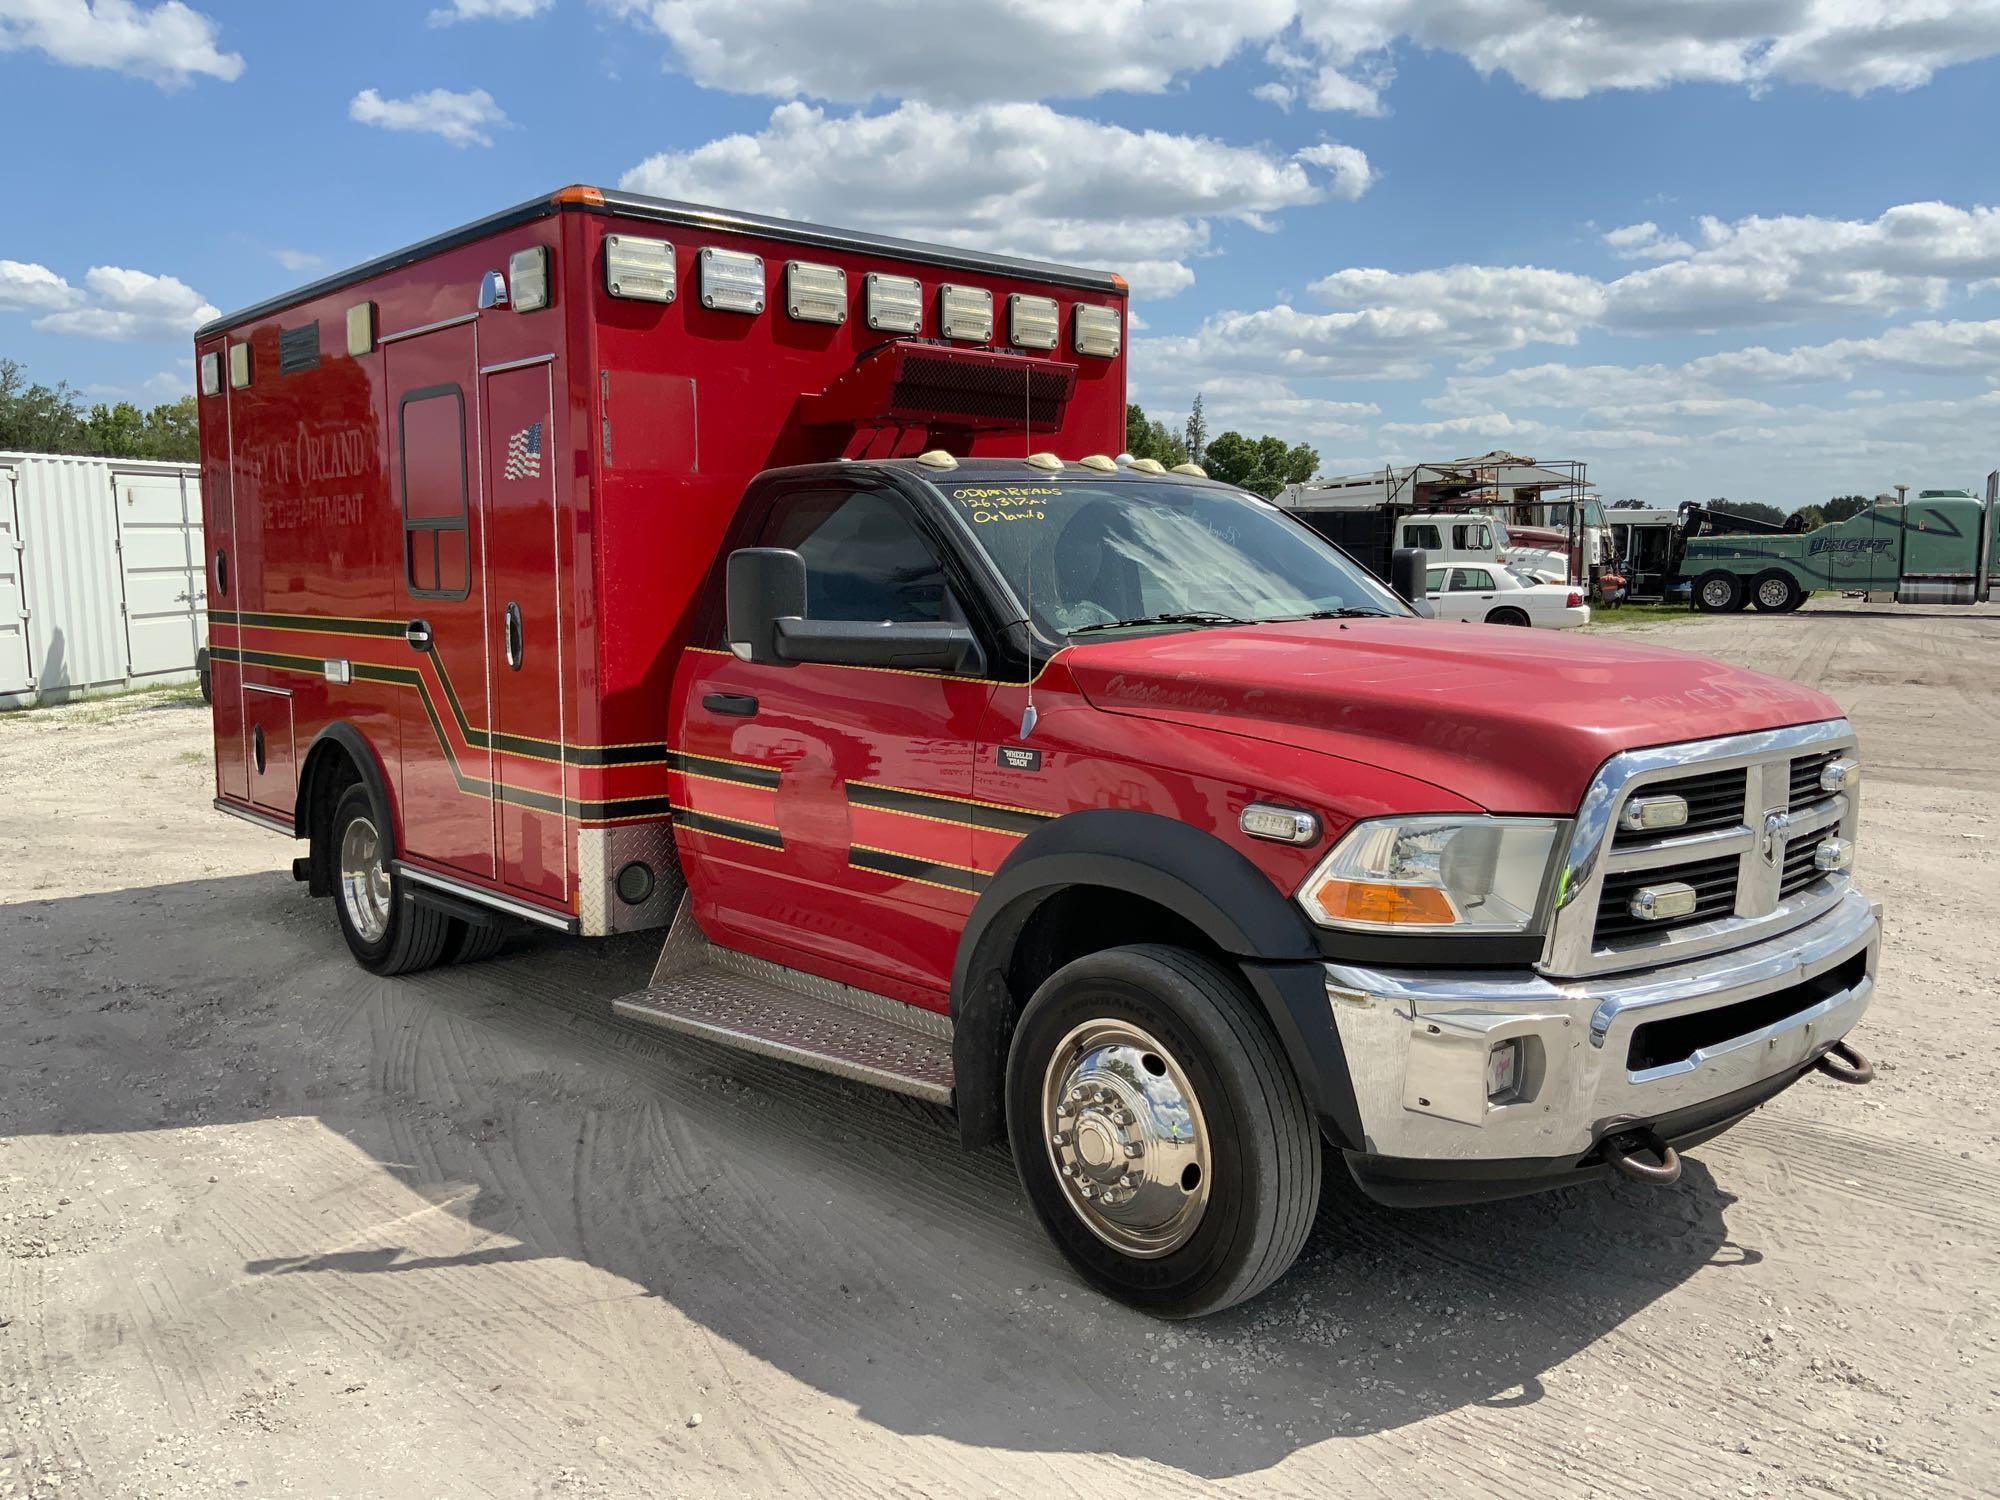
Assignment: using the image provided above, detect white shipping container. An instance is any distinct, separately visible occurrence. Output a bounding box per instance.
[0,452,205,709]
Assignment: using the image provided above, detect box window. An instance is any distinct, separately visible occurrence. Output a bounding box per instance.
[399,385,470,599]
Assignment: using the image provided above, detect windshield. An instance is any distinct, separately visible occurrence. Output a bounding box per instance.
[931,476,1409,637]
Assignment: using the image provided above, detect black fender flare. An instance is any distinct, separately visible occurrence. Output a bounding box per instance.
[295,723,396,895]
[949,808,1363,1151]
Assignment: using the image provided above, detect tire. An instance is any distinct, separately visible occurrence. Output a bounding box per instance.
[1751,571,1802,613]
[1781,589,1812,613]
[447,919,509,965]
[1484,607,1531,627]
[1005,944,1320,1318]
[1694,571,1741,613]
[195,647,212,705]
[328,783,452,975]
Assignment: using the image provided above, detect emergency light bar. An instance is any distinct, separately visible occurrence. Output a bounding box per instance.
[1008,294,1058,350]
[865,273,922,333]
[786,261,847,323]
[939,284,993,342]
[699,247,766,314]
[605,235,676,303]
[1073,303,1120,358]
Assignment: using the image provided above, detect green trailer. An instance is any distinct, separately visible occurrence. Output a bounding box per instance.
[1682,476,1997,612]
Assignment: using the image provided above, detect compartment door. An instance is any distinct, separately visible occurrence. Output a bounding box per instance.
[110,468,204,680]
[0,468,31,699]
[480,359,568,905]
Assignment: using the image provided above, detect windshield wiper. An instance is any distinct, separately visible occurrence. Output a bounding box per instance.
[1269,607,1395,620]
[1069,610,1251,634]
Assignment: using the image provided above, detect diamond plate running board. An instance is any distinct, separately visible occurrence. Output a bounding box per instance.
[612,902,954,1105]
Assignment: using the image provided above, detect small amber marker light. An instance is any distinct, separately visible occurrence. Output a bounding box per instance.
[1109,272,1129,293]
[553,184,605,206]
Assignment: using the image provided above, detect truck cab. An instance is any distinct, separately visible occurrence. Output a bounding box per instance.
[196,188,1882,1318]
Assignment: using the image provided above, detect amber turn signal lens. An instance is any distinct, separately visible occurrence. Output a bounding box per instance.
[1305,879,1458,926]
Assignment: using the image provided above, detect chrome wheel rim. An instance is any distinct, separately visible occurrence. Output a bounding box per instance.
[1702,579,1732,607]
[339,815,392,943]
[1758,578,1788,607]
[1041,1019,1211,1258]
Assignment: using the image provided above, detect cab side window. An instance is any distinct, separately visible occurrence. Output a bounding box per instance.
[756,488,957,623]
[1405,523,1443,551]
[400,385,469,599]
[1452,523,1492,550]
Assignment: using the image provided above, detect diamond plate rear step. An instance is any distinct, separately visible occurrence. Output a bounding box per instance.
[611,902,955,1105]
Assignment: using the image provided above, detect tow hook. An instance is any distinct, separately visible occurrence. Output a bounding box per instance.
[1602,1128,1681,1186]
[1814,1039,1874,1085]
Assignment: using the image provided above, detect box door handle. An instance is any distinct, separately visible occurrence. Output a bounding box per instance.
[405,619,432,652]
[504,602,523,671]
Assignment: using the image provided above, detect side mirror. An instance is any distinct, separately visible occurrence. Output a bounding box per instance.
[725,546,981,673]
[727,548,807,665]
[1389,546,1428,605]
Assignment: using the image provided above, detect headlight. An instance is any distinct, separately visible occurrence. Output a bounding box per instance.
[1297,816,1566,934]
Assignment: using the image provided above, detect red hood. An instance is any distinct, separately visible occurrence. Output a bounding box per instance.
[1063,618,1843,814]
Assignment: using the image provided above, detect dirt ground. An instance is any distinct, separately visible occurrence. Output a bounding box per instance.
[2,599,1995,1500]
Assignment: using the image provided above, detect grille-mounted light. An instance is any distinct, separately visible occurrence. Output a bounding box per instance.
[1009,294,1058,350]
[865,273,922,333]
[1241,803,1319,845]
[1073,303,1120,357]
[199,351,220,396]
[1820,757,1860,795]
[508,246,551,312]
[699,247,765,314]
[346,302,376,356]
[605,235,676,303]
[1629,882,1698,921]
[939,284,993,342]
[1814,838,1854,873]
[228,342,251,389]
[786,261,846,323]
[1619,794,1689,833]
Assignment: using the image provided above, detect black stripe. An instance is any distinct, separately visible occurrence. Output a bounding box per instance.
[849,846,989,893]
[847,781,1050,836]
[675,808,783,849]
[667,749,782,789]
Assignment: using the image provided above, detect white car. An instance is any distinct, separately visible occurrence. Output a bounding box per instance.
[1426,564,1590,629]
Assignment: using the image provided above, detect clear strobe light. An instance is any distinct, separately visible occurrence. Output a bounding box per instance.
[1072,303,1121,357]
[1008,294,1058,350]
[604,235,676,303]
[508,246,551,312]
[939,284,993,342]
[865,273,922,333]
[786,261,847,323]
[699,247,766,314]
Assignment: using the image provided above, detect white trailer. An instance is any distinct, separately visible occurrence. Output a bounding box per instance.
[0,452,205,709]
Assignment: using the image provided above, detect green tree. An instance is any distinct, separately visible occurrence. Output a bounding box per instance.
[0,359,196,461]
[1202,430,1320,498]
[1123,402,1187,466]
[1823,494,1870,523]
[1707,498,1786,528]
[0,358,88,453]
[1183,393,1207,465]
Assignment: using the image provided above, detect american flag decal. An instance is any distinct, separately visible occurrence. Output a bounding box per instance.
[504,421,543,480]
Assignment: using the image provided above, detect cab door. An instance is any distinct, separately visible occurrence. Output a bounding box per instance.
[384,323,495,879]
[675,479,987,997]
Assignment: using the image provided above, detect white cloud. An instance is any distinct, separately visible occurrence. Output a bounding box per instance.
[271,248,323,273]
[0,0,242,87]
[31,265,217,341]
[0,259,82,313]
[349,87,507,148]
[621,101,1365,298]
[1603,221,1695,261]
[429,0,550,21]
[601,0,1295,104]
[1280,1,2000,114]
[82,367,192,402]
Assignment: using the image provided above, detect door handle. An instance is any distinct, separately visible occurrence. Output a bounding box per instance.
[405,619,432,652]
[703,692,758,717]
[504,602,523,671]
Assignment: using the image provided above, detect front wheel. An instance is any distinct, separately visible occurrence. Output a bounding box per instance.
[329,784,453,975]
[1694,571,1741,613]
[1006,945,1320,1318]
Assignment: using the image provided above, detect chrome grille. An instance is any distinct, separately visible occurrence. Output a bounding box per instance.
[1543,720,1860,978]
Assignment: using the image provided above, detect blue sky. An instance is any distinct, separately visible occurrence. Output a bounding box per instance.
[4,1,1999,507]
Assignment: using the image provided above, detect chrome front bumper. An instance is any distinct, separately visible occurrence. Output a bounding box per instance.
[1325,888,1880,1166]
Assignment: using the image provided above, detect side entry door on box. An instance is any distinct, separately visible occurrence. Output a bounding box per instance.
[480,359,568,905]
[384,323,495,880]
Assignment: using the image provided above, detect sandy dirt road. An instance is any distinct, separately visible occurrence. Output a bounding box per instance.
[1,600,1995,1499]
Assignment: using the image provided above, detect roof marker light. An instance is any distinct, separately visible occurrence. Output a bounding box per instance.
[786,261,846,324]
[1077,454,1116,472]
[1008,293,1059,350]
[940,284,993,342]
[698,247,765,314]
[1025,452,1063,471]
[1128,458,1166,474]
[1170,462,1207,478]
[915,450,958,470]
[605,235,676,303]
[865,273,922,333]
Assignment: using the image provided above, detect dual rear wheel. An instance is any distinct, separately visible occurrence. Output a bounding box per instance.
[328,783,508,974]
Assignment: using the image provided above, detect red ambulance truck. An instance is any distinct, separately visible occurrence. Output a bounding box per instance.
[196,186,1879,1316]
